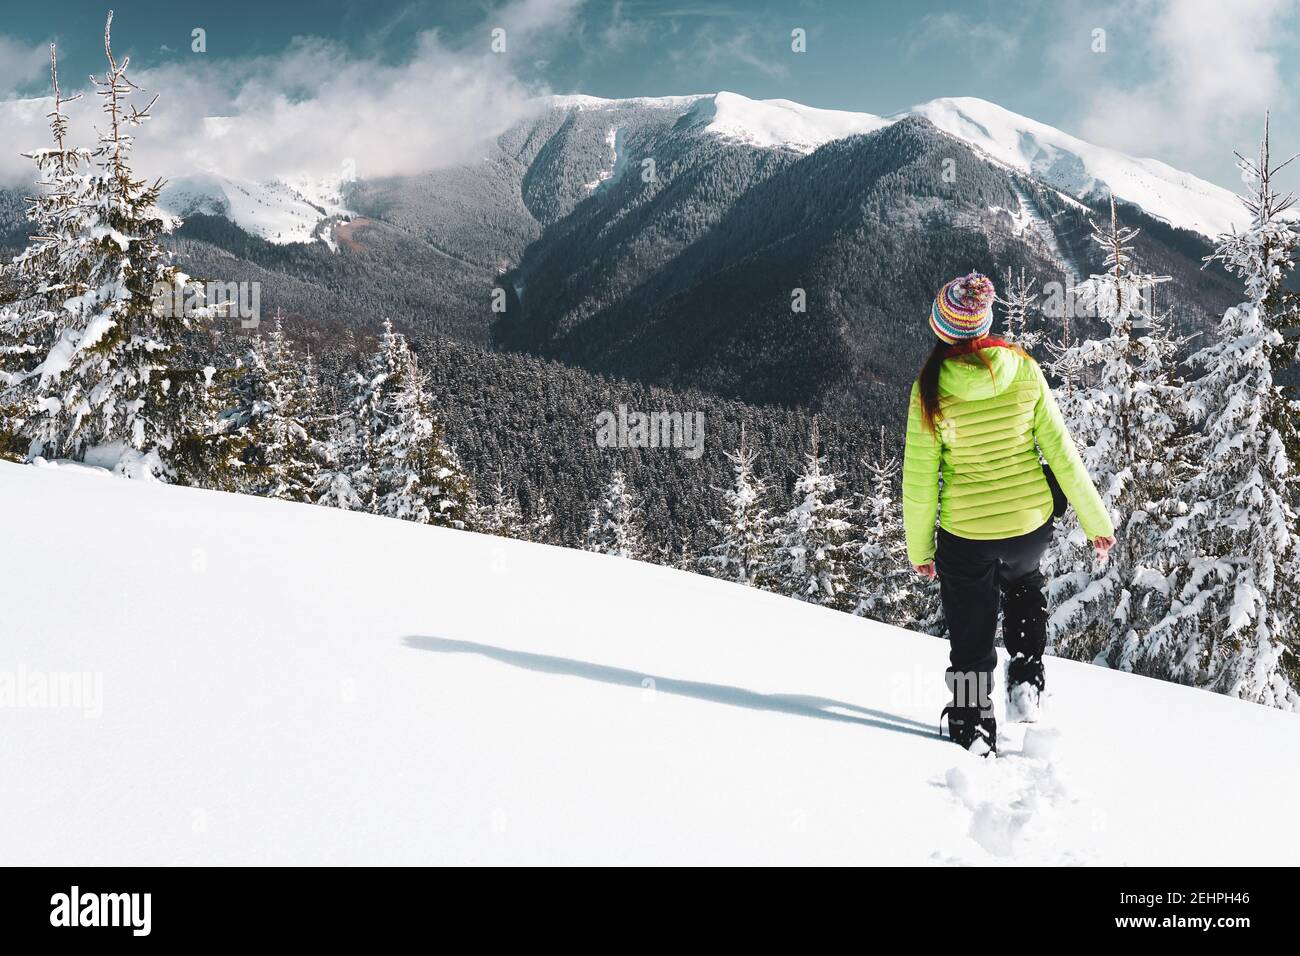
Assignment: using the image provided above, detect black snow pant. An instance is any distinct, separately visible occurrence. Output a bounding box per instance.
[935,519,1051,708]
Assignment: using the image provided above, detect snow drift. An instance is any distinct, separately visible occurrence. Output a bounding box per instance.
[1,461,1295,865]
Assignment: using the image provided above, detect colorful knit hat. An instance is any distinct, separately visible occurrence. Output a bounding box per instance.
[930,272,996,344]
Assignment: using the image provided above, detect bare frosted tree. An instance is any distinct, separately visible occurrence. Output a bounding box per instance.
[995,266,1042,351]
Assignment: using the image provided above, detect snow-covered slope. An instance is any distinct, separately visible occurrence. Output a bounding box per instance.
[900,97,1244,238]
[550,93,708,111]
[688,90,890,153]
[3,461,1295,865]
[553,90,888,154]
[160,172,350,245]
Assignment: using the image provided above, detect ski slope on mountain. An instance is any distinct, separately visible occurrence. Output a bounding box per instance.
[2,461,1296,866]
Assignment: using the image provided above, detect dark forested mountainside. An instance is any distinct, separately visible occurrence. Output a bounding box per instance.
[304,324,887,555]
[1031,186,1236,340]
[495,118,1058,412]
[167,212,494,343]
[494,115,1236,414]
[345,104,563,272]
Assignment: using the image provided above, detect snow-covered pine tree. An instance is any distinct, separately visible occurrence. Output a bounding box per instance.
[1045,198,1189,669]
[0,43,88,461]
[995,266,1043,352]
[311,412,364,511]
[1044,298,1085,399]
[773,418,857,611]
[655,540,696,571]
[215,313,318,501]
[584,469,645,559]
[1141,285,1185,379]
[699,427,774,587]
[0,301,28,459]
[854,425,923,624]
[311,340,365,511]
[354,320,474,528]
[1144,118,1300,709]
[479,470,527,539]
[11,16,218,479]
[526,493,555,544]
[671,542,695,572]
[915,576,947,637]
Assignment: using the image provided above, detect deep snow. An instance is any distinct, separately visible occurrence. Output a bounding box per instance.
[1,461,1296,865]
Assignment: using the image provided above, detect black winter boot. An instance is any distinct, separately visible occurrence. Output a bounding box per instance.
[941,668,997,755]
[939,704,998,756]
[1001,576,1048,722]
[1007,652,1045,691]
[1005,654,1044,723]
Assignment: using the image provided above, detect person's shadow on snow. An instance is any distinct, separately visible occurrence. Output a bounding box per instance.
[403,636,937,740]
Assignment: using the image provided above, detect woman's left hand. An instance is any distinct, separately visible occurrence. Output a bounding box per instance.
[912,562,937,581]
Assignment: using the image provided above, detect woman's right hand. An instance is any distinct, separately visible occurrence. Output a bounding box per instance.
[1092,535,1116,564]
[912,562,937,581]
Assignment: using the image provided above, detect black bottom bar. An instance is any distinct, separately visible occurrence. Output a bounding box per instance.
[0,865,1284,943]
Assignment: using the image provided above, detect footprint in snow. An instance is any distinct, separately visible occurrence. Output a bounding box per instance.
[937,726,1088,862]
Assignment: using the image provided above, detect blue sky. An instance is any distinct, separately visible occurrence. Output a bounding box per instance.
[1,0,1296,190]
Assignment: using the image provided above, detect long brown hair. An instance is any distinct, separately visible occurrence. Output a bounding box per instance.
[917,336,1027,434]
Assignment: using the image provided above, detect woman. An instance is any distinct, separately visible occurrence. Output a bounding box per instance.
[902,272,1115,756]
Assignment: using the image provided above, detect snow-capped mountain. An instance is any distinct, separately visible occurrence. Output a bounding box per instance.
[160,172,352,246]
[898,97,1245,239]
[556,91,1242,238]
[154,91,1241,247]
[554,90,892,155]
[137,88,1236,416]
[560,92,884,192]
[4,459,1296,865]
[488,99,1239,413]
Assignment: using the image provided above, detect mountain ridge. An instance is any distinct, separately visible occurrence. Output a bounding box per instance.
[149,90,1244,244]
[549,91,1244,238]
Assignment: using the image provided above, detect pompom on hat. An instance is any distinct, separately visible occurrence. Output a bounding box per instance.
[930,271,996,344]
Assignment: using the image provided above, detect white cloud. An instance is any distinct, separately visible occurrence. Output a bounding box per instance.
[0,0,583,187]
[667,23,790,80]
[0,35,48,95]
[492,0,585,40]
[1073,0,1294,164]
[905,12,1020,65]
[601,0,655,51]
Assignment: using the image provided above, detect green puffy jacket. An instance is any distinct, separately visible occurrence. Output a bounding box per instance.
[902,344,1114,565]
